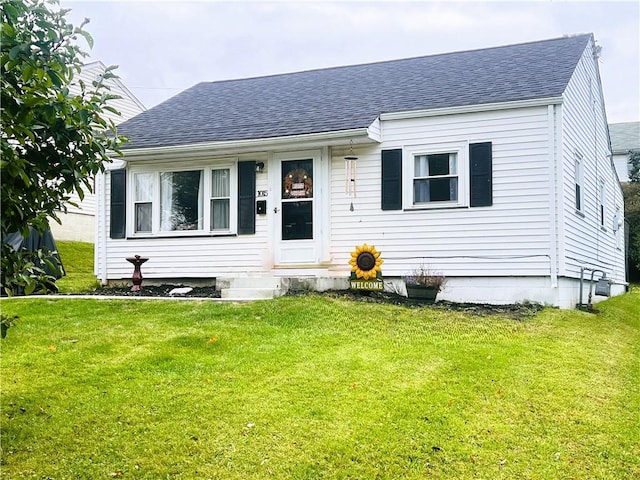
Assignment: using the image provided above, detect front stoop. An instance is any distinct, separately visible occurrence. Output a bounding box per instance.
[218,277,284,300]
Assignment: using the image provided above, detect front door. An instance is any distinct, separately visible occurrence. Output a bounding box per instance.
[275,154,320,265]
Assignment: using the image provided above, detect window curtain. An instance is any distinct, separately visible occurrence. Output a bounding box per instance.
[160,172,174,231]
[211,169,230,230]
[134,173,153,232]
[197,172,204,230]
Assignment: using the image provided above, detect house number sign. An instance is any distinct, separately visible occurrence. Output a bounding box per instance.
[257,190,268,197]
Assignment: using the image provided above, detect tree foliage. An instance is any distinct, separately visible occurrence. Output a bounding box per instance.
[629,150,640,183]
[622,181,640,279]
[623,150,640,281]
[1,0,126,298]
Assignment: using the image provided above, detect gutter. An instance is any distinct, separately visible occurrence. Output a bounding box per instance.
[120,127,379,162]
[547,104,559,288]
[380,96,564,121]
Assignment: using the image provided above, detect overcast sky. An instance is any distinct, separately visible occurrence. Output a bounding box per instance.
[62,0,639,124]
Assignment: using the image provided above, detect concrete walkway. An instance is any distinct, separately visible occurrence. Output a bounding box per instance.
[1,294,264,302]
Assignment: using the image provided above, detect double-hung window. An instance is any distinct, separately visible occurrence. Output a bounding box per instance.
[413,153,458,204]
[575,154,584,213]
[130,164,237,235]
[210,168,230,231]
[134,173,153,232]
[404,143,467,208]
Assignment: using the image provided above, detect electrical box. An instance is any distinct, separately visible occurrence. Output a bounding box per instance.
[256,200,267,215]
[595,277,611,297]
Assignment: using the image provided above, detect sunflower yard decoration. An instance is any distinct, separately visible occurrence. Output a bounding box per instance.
[349,243,384,291]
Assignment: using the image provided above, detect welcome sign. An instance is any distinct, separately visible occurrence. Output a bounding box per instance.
[349,244,384,291]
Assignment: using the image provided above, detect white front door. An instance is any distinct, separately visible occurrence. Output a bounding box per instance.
[274,151,322,265]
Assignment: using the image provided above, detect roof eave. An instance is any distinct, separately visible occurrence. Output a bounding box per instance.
[120,125,380,162]
[379,96,564,121]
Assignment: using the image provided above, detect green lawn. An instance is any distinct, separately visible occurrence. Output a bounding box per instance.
[1,288,638,479]
[55,240,100,293]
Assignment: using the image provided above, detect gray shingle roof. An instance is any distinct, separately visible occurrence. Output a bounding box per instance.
[119,34,592,150]
[609,122,640,153]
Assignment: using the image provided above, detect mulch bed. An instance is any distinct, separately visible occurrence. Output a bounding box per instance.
[288,289,546,320]
[89,284,221,298]
[81,285,545,320]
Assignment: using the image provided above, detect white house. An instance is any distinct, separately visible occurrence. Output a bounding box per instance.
[95,34,626,308]
[49,61,146,243]
[609,121,639,183]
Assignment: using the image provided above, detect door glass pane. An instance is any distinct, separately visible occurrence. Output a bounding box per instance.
[282,201,313,240]
[282,159,313,199]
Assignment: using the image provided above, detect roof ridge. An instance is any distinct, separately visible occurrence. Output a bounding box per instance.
[120,33,593,149]
[196,33,593,86]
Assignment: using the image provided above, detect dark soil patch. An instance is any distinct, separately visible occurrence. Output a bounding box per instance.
[86,285,544,320]
[290,289,546,320]
[90,284,221,298]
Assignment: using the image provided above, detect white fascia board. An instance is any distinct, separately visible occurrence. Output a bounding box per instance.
[104,157,127,170]
[121,127,379,162]
[379,97,564,121]
[366,117,382,142]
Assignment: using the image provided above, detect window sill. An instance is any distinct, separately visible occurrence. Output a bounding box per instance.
[574,209,585,218]
[126,233,237,240]
[404,204,468,212]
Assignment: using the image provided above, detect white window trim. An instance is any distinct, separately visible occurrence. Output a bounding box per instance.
[599,177,606,230]
[403,141,468,209]
[613,207,622,250]
[127,160,238,237]
[574,152,584,214]
[210,165,237,233]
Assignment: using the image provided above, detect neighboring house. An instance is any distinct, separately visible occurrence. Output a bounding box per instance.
[49,61,146,243]
[609,121,640,182]
[95,34,626,308]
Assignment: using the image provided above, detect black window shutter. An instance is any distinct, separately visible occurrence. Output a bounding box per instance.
[109,169,126,239]
[238,161,256,235]
[469,142,493,207]
[381,149,403,210]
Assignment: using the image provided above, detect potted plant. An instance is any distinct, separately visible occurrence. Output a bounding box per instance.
[403,265,446,303]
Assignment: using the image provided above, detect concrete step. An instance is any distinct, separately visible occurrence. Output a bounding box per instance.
[220,287,282,300]
[217,276,282,290]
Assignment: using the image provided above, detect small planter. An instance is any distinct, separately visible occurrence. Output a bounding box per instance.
[406,285,439,303]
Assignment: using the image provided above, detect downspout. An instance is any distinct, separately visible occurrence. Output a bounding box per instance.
[97,170,108,285]
[547,104,559,288]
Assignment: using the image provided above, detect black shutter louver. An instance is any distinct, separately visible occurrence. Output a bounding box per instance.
[381,149,403,210]
[109,169,126,239]
[238,161,256,234]
[469,142,493,207]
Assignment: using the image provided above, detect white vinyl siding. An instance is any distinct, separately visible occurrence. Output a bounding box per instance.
[71,62,146,124]
[559,37,626,284]
[100,158,268,280]
[65,62,146,217]
[329,106,553,278]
